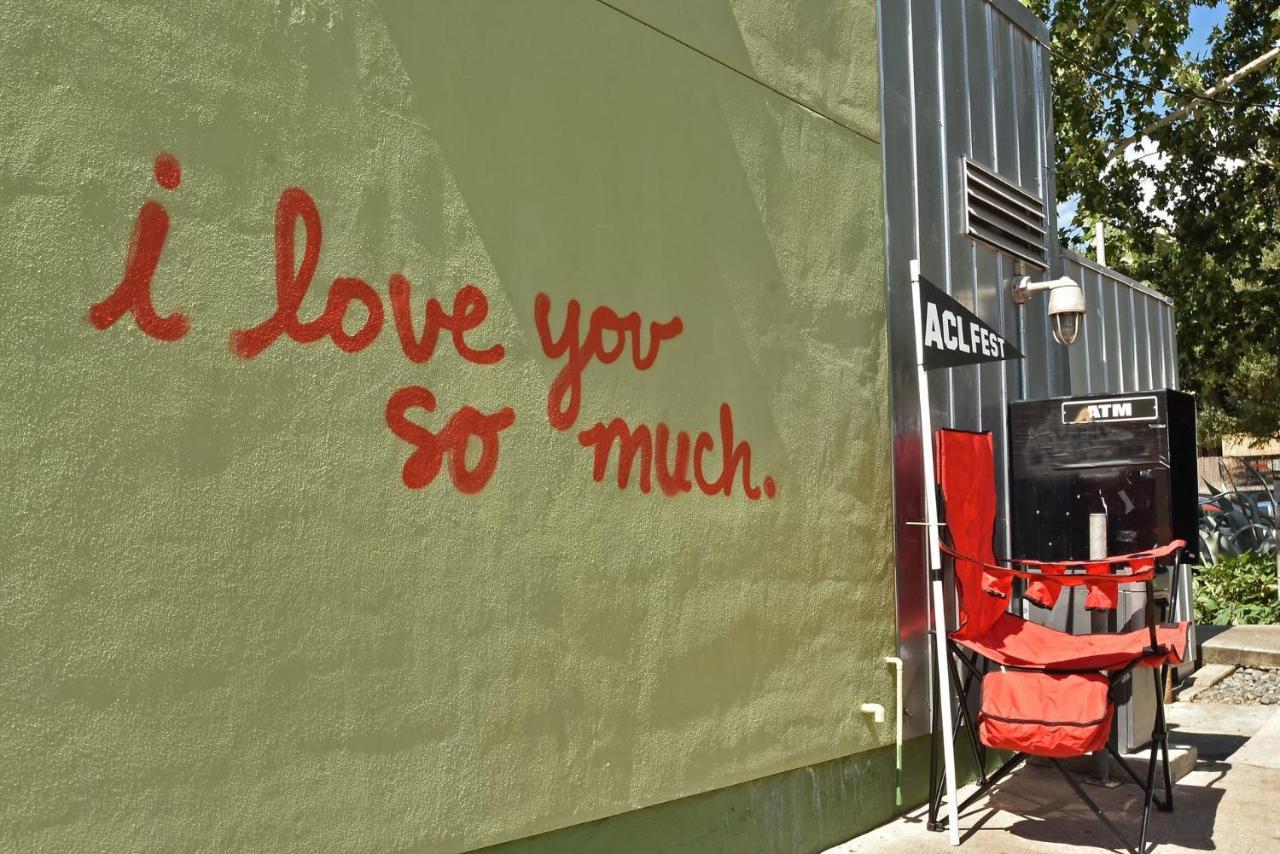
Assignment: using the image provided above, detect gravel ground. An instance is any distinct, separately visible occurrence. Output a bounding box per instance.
[1193,666,1280,705]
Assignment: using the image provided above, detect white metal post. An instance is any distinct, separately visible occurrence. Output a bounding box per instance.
[910,259,960,845]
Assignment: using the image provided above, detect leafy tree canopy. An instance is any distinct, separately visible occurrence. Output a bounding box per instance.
[1024,0,1280,449]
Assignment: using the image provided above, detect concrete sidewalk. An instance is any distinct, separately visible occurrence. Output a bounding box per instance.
[824,700,1280,853]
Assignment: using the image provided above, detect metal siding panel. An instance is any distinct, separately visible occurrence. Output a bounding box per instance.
[1014,34,1041,191]
[1158,306,1169,388]
[976,246,1005,432]
[966,0,996,167]
[996,252,1016,559]
[1131,288,1143,390]
[990,7,1018,178]
[1037,46,1069,397]
[978,246,1013,561]
[1120,285,1138,391]
[879,0,932,740]
[1141,295,1162,389]
[1103,277,1123,391]
[1020,291,1052,399]
[911,0,954,434]
[943,0,982,429]
[1090,272,1108,392]
[1146,296,1163,388]
[911,0,948,288]
[1064,257,1090,393]
[1137,296,1154,390]
[1089,266,1108,392]
[987,0,1052,41]
[1162,305,1173,387]
[1033,44,1053,204]
[880,0,1078,740]
[1076,262,1093,391]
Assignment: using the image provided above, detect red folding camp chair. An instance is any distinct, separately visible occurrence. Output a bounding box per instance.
[928,429,1189,854]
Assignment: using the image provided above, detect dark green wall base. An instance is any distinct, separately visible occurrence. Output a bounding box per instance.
[480,729,1004,854]
[479,737,933,854]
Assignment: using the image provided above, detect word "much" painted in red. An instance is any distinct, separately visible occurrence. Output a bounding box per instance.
[579,404,778,500]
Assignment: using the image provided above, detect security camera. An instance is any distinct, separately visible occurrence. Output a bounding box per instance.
[1046,281,1086,345]
[1009,275,1086,346]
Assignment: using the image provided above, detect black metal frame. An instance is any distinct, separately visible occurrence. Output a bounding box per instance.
[926,574,1179,854]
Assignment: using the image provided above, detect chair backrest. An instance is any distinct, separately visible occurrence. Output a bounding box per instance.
[935,429,1010,639]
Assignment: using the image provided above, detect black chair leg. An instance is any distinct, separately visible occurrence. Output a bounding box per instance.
[1105,743,1168,812]
[1138,730,1160,854]
[1050,758,1140,854]
[948,651,987,785]
[1154,664,1174,812]
[957,752,1025,813]
[978,656,990,771]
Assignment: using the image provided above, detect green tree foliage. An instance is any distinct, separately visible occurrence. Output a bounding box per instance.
[1024,1,1280,448]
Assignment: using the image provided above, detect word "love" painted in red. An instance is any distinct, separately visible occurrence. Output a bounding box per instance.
[231,187,503,366]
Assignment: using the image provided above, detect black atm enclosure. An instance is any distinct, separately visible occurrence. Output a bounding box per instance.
[1009,390,1198,563]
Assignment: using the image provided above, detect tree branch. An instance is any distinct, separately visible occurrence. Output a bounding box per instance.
[1105,43,1280,160]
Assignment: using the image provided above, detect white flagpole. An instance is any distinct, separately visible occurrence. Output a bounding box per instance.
[910,259,960,845]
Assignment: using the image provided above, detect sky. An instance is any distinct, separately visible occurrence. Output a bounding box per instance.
[1186,2,1229,59]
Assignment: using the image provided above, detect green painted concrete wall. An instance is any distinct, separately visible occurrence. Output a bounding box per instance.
[0,1,891,851]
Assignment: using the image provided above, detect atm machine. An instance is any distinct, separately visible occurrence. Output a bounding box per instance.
[1009,389,1198,754]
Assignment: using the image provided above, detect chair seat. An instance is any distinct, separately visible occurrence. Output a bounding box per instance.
[953,612,1188,671]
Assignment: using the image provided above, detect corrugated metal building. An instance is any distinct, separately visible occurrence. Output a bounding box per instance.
[880,0,1180,739]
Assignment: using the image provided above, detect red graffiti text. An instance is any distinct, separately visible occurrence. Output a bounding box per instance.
[88,157,778,500]
[534,293,683,431]
[385,386,516,493]
[88,152,190,341]
[231,187,504,367]
[578,403,777,500]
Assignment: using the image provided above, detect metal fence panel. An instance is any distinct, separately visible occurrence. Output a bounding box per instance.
[1061,250,1178,394]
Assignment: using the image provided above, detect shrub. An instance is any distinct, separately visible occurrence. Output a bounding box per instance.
[1194,551,1280,626]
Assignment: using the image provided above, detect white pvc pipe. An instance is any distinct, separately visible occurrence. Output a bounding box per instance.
[886,655,904,806]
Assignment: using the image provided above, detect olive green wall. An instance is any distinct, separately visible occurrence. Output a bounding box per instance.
[0,1,891,851]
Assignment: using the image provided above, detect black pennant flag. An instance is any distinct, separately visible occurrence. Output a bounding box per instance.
[917,276,1022,370]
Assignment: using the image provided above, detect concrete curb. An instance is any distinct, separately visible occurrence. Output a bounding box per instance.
[1177,663,1236,702]
[1231,708,1280,770]
[1201,625,1280,668]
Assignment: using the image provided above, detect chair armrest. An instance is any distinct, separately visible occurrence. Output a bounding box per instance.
[939,539,1185,588]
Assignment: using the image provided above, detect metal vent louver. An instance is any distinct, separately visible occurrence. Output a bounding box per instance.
[962,158,1048,269]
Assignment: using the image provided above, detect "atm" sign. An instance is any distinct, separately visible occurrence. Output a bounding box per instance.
[1062,395,1159,425]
